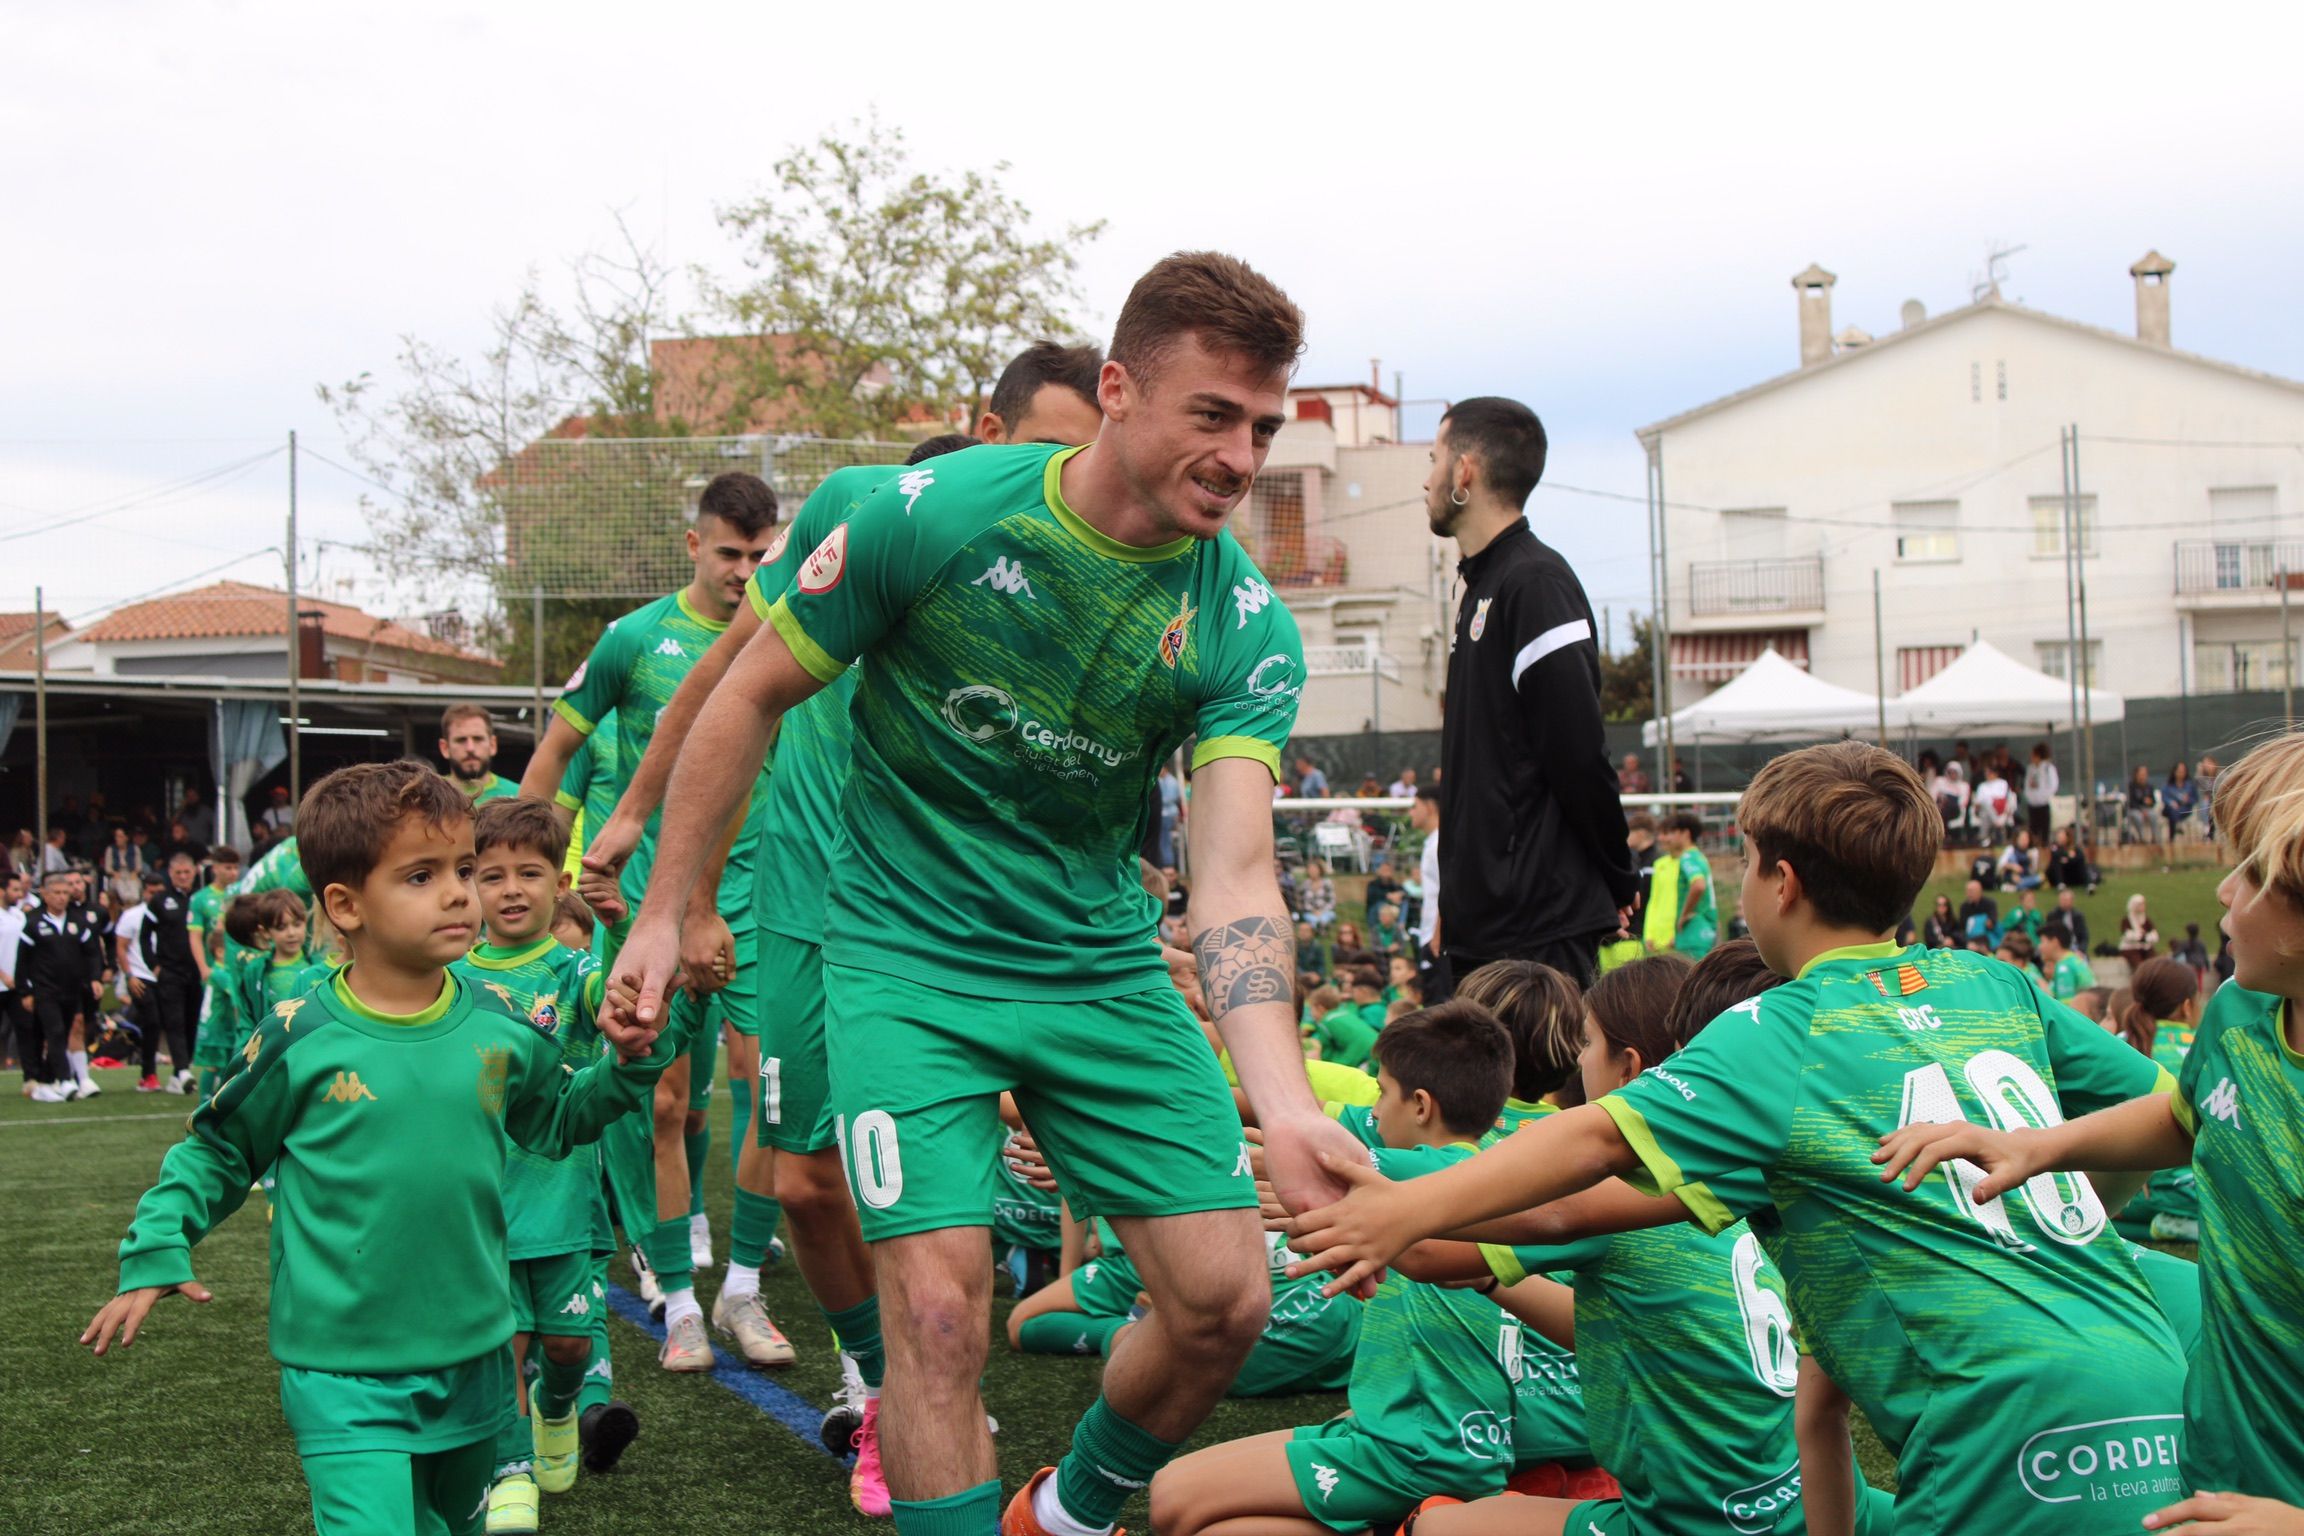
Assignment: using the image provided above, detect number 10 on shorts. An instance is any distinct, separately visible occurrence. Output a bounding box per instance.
[838,1110,905,1210]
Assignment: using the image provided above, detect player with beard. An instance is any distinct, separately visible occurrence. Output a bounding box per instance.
[440,704,519,804]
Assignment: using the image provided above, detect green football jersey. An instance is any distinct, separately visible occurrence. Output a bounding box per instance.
[1482,1096,1556,1149]
[116,969,664,1373]
[554,590,771,929]
[2170,984,2304,1502]
[2050,951,2094,1000]
[742,464,894,944]
[1677,845,1718,931]
[1484,1183,1806,1534]
[455,938,611,1259]
[2118,1022,2199,1238]
[188,883,229,943]
[1329,1101,1383,1150]
[1472,1097,1589,1466]
[1597,941,2186,1530]
[764,442,1303,1000]
[234,950,332,1037]
[2127,1242,2201,1358]
[235,837,311,899]
[1312,1005,1378,1069]
[1350,1141,1518,1494]
[553,712,622,872]
[453,771,519,805]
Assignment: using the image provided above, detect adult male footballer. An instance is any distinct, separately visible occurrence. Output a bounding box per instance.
[611,253,1364,1536]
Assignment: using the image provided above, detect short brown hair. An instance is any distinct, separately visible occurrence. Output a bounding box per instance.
[1108,252,1305,384]
[2209,733,2304,905]
[988,340,1102,428]
[1739,741,1938,933]
[1348,964,1384,994]
[1660,940,1782,1052]
[223,893,269,949]
[696,471,778,539]
[552,890,596,940]
[300,760,471,896]
[255,889,308,932]
[440,702,493,736]
[1585,953,1695,1072]
[1454,960,1585,1106]
[1370,1000,1513,1137]
[473,796,569,870]
[1307,984,1343,1016]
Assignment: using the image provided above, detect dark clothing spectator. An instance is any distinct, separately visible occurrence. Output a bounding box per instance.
[177,795,215,849]
[2046,840,2093,892]
[1958,896,1999,946]
[1440,521,1634,986]
[2161,773,2199,840]
[2050,900,2091,955]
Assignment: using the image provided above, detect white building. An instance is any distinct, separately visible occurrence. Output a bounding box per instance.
[1638,255,2304,713]
[1251,377,1457,737]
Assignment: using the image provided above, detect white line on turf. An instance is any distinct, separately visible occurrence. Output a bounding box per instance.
[0,1112,188,1127]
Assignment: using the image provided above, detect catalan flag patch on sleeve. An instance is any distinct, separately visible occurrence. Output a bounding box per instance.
[1867,963,1930,998]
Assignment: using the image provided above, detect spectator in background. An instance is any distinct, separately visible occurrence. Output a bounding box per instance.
[9,830,37,881]
[1616,753,1651,796]
[2118,893,2161,971]
[2004,887,2045,947]
[1670,755,1692,794]
[1154,762,1181,871]
[1957,878,1999,947]
[1385,766,1418,799]
[1363,860,1404,919]
[260,783,296,835]
[2052,886,2092,954]
[2196,754,2220,836]
[1331,920,1367,964]
[176,788,214,849]
[101,827,143,906]
[1972,758,2014,842]
[2046,825,2093,892]
[1932,759,1971,842]
[2171,921,2211,989]
[2123,763,2158,846]
[1922,894,1959,949]
[2160,759,2198,841]
[1351,773,1384,800]
[1297,858,1336,930]
[2022,742,2058,843]
[1996,827,2043,891]
[1410,784,1442,980]
[158,820,196,865]
[1293,755,1329,800]
[39,828,71,877]
[1294,920,1332,984]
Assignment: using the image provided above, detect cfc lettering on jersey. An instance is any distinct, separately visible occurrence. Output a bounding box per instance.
[2202,1077,2241,1125]
[1232,577,1272,629]
[474,1046,511,1117]
[971,556,1035,598]
[897,466,935,513]
[321,1070,377,1104]
[1898,1004,1946,1032]
[799,524,849,594]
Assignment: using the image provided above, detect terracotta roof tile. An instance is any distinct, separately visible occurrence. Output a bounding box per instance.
[76,581,491,665]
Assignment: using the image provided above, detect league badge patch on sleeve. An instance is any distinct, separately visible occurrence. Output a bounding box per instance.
[799,524,849,594]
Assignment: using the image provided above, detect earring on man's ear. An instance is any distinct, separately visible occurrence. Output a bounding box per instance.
[1450,486,1470,507]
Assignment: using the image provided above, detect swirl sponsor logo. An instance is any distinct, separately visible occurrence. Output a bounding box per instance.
[938,685,1139,772]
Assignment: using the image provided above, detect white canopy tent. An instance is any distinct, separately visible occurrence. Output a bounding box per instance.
[1643,647,1881,746]
[1887,639,2124,734]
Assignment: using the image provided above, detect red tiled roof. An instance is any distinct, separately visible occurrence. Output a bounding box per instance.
[76,581,492,665]
[0,613,69,670]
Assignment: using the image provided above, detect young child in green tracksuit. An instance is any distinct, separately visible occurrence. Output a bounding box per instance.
[235,890,333,1032]
[84,761,671,1536]
[1149,1002,1519,1535]
[451,797,620,1534]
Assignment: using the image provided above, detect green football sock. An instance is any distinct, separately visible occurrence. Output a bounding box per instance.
[731,1187,784,1270]
[686,1124,710,1219]
[578,1307,614,1414]
[1055,1397,1182,1531]
[729,1071,754,1177]
[824,1294,886,1391]
[1018,1312,1129,1356]
[891,1479,1001,1536]
[646,1217,694,1293]
[536,1347,589,1421]
[494,1404,533,1483]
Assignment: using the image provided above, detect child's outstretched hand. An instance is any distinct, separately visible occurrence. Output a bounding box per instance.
[82,1280,212,1356]
[1871,1120,2045,1201]
[2145,1491,2304,1532]
[595,997,662,1066]
[1282,1149,1412,1297]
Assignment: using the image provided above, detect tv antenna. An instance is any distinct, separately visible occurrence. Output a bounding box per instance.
[1970,241,2027,302]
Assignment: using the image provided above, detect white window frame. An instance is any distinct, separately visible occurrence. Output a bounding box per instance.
[2029,494,2098,560]
[1892,500,1960,564]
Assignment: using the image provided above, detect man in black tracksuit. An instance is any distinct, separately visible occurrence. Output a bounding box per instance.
[144,850,203,1090]
[1424,398,1635,989]
[17,870,101,1096]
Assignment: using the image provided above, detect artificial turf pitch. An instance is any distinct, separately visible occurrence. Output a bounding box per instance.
[0,1055,1901,1534]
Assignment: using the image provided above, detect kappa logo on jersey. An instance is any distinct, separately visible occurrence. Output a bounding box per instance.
[273,997,309,1030]
[1232,577,1272,629]
[2202,1076,2240,1125]
[1311,1464,1340,1502]
[322,1070,377,1104]
[1469,596,1494,641]
[972,556,1035,598]
[1232,1143,1254,1179]
[558,1292,591,1317]
[799,524,850,594]
[898,466,936,513]
[1158,593,1196,668]
[654,637,685,658]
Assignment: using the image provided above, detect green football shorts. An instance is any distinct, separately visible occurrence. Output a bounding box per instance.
[1068,1251,1145,1317]
[279,1346,512,1457]
[301,1438,495,1536]
[824,964,1255,1243]
[1284,1414,1503,1532]
[1229,1279,1359,1398]
[509,1251,596,1338]
[755,926,836,1154]
[1563,1477,1890,1536]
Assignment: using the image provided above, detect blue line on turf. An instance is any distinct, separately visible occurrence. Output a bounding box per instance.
[603,1283,845,1462]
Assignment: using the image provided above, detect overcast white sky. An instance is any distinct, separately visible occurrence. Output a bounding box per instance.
[8,1,2302,630]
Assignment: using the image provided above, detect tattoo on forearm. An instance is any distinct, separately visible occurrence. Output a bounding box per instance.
[1193,916,1296,1022]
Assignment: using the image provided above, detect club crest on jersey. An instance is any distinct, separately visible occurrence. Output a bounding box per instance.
[474,1045,511,1117]
[763,525,791,564]
[1469,598,1494,641]
[799,524,849,594]
[530,994,561,1033]
[1158,593,1197,668]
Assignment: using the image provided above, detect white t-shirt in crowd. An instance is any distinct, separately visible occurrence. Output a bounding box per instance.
[115,901,156,983]
[0,903,23,991]
[1416,824,1442,951]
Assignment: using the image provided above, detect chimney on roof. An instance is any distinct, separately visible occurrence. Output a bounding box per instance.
[1900,299,1927,330]
[1793,264,1837,367]
[2130,250,2174,347]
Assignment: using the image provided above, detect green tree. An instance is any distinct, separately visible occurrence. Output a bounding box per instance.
[1600,613,1657,723]
[699,115,1104,437]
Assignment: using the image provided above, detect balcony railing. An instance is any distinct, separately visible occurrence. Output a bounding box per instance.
[2174,539,2304,597]
[1687,556,1824,617]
